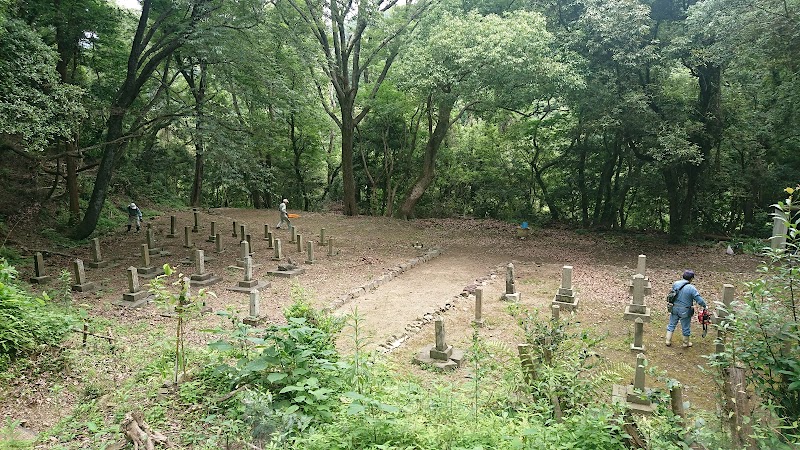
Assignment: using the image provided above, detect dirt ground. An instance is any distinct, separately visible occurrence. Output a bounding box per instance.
[1,207,761,440]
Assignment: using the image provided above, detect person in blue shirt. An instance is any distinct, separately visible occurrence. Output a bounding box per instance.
[665,270,707,348]
[127,203,142,233]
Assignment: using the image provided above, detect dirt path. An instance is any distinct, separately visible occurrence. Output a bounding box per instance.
[333,252,506,350]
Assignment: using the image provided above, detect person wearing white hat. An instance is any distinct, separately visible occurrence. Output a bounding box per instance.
[127,202,142,232]
[276,198,290,229]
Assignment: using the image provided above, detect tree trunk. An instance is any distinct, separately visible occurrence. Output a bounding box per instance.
[577,140,589,227]
[341,103,358,215]
[72,111,124,239]
[66,147,80,225]
[190,150,203,207]
[399,97,455,219]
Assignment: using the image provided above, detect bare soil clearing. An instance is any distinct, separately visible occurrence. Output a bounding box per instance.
[2,208,761,439]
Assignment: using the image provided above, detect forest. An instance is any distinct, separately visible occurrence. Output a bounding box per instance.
[0,0,798,242]
[1,0,800,449]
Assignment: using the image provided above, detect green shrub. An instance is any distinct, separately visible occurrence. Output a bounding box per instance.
[0,259,76,369]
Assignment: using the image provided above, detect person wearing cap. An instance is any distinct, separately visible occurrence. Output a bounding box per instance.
[127,202,143,232]
[665,270,707,348]
[276,198,290,229]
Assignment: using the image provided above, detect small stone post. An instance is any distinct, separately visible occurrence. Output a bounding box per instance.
[208,221,217,242]
[263,224,270,240]
[192,208,199,232]
[552,265,577,311]
[472,288,484,327]
[626,353,651,407]
[561,265,572,291]
[243,256,253,282]
[30,252,50,283]
[237,240,250,267]
[267,231,274,249]
[327,238,334,256]
[631,318,645,352]
[240,225,247,243]
[771,206,787,250]
[128,266,140,293]
[146,229,160,255]
[87,238,108,268]
[214,234,222,253]
[290,225,297,243]
[194,249,205,275]
[272,239,283,260]
[183,226,193,248]
[305,241,315,264]
[505,263,516,294]
[167,215,177,238]
[429,317,452,360]
[249,289,260,318]
[246,234,253,256]
[551,304,560,321]
[232,221,238,238]
[116,266,149,307]
[319,228,326,245]
[296,233,303,253]
[636,254,646,277]
[71,259,95,292]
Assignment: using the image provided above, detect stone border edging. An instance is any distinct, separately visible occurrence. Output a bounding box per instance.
[325,248,443,313]
[376,265,503,354]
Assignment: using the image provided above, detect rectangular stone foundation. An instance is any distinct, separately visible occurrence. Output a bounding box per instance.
[611,384,655,415]
[552,296,579,312]
[112,290,151,308]
[137,267,164,280]
[266,268,305,278]
[86,260,109,269]
[226,280,270,293]
[189,273,222,287]
[29,276,51,284]
[623,305,652,322]
[413,345,465,371]
[71,282,96,292]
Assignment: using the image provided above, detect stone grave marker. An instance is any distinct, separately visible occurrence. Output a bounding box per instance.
[272,239,283,261]
[305,241,315,264]
[71,259,96,292]
[771,206,788,250]
[267,231,274,249]
[712,284,735,353]
[631,318,645,352]
[240,225,247,244]
[30,252,51,284]
[232,221,238,238]
[263,224,270,241]
[112,266,150,308]
[233,240,250,269]
[472,287,484,327]
[246,234,254,256]
[146,229,162,256]
[87,238,108,268]
[192,209,199,232]
[413,317,465,371]
[227,256,269,292]
[290,225,296,243]
[503,263,520,301]
[207,221,217,242]
[551,304,560,321]
[183,226,193,248]
[319,228,326,245]
[624,274,651,322]
[189,249,222,287]
[296,233,303,253]
[612,353,655,414]
[552,265,578,311]
[628,254,652,295]
[249,290,260,318]
[214,234,222,253]
[137,244,160,279]
[327,238,335,256]
[167,215,178,238]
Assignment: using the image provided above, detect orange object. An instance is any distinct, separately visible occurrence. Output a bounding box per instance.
[287,213,300,218]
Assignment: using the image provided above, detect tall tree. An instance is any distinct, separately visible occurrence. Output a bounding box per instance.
[281,0,430,216]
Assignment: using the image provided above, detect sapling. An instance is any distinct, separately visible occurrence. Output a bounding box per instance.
[149,264,213,385]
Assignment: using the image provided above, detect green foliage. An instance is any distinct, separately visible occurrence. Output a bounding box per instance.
[0,259,76,369]
[0,19,85,153]
[0,419,34,450]
[708,187,800,445]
